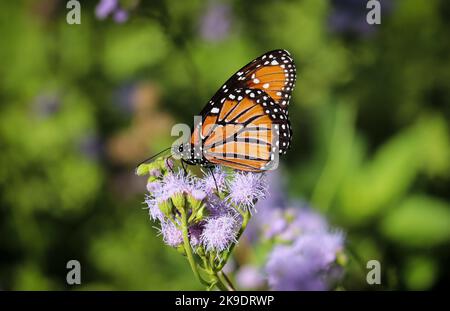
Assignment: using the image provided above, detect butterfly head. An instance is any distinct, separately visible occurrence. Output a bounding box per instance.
[172,142,189,160]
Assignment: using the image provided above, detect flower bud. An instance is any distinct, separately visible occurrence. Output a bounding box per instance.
[190,204,209,223]
[172,192,186,212]
[158,199,174,217]
[135,163,150,176]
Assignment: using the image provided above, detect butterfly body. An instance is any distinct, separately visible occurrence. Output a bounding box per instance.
[179,49,296,172]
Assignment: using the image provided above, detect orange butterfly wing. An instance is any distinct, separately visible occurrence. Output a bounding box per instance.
[193,89,291,172]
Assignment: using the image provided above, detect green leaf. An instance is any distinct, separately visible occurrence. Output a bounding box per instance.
[403,256,438,290]
[380,195,450,247]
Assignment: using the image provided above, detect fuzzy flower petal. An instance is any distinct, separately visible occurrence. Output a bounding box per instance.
[191,189,207,201]
[293,231,345,266]
[206,194,235,217]
[265,230,345,291]
[227,172,268,209]
[160,221,183,247]
[201,214,240,252]
[145,195,164,221]
[189,224,203,247]
[265,245,327,291]
[156,171,193,202]
[201,166,227,193]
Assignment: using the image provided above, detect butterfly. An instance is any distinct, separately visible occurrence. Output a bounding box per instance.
[176,49,296,172]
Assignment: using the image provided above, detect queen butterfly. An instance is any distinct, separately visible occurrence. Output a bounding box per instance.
[136,49,296,173]
[174,49,296,172]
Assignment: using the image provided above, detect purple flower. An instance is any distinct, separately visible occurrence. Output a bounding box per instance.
[206,194,236,218]
[227,172,268,209]
[145,196,164,221]
[201,214,240,252]
[160,221,183,247]
[146,181,160,194]
[95,0,118,19]
[265,244,327,291]
[265,230,345,291]
[293,231,345,267]
[278,207,328,241]
[189,225,203,247]
[156,171,193,202]
[200,2,232,42]
[291,206,328,233]
[262,209,287,239]
[201,166,227,193]
[113,9,128,23]
[191,189,207,201]
[236,265,265,289]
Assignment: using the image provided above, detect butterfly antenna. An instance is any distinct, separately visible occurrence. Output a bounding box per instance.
[135,146,172,170]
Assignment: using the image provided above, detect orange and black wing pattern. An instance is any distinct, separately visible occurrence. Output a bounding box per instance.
[189,49,296,172]
[200,49,296,116]
[192,89,291,172]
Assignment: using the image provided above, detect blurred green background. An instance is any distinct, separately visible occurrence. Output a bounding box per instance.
[0,0,449,290]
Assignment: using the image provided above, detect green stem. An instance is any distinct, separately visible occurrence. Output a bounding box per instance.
[218,271,236,291]
[213,276,228,291]
[181,210,209,287]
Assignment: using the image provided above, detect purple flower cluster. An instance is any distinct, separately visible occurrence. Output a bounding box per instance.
[237,206,345,291]
[264,208,344,291]
[138,161,268,254]
[234,171,345,291]
[95,0,129,23]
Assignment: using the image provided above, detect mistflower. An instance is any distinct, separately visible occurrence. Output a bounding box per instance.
[206,194,235,217]
[145,196,164,221]
[191,189,207,201]
[160,221,183,247]
[290,207,328,233]
[266,244,327,291]
[146,181,161,193]
[189,225,203,247]
[227,172,268,209]
[293,231,345,267]
[137,159,272,291]
[265,229,345,291]
[157,171,193,202]
[201,214,240,252]
[262,209,287,239]
[201,166,227,193]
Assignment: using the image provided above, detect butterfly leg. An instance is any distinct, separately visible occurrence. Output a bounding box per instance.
[165,156,174,173]
[181,160,188,175]
[209,166,220,193]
